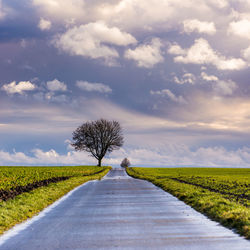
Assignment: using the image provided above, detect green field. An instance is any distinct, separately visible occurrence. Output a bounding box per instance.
[127,167,250,239]
[0,166,110,234]
[0,166,106,191]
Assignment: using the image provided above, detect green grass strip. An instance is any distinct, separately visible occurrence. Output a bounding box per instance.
[127,167,250,239]
[0,167,110,235]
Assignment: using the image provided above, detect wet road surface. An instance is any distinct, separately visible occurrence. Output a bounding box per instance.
[0,168,249,249]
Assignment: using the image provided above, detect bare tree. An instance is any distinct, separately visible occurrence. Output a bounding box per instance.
[120,158,131,168]
[71,119,124,167]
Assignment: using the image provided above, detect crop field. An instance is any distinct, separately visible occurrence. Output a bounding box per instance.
[0,166,104,193]
[0,166,110,234]
[127,167,250,239]
[0,166,107,201]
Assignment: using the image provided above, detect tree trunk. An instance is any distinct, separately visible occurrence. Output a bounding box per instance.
[97,158,102,167]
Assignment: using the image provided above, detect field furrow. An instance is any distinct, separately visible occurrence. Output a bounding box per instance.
[0,166,111,234]
[127,167,250,239]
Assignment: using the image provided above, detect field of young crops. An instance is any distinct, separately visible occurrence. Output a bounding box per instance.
[128,168,250,206]
[0,165,110,234]
[0,166,104,191]
[127,167,250,239]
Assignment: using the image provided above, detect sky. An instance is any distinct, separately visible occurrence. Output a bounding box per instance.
[1,0,250,167]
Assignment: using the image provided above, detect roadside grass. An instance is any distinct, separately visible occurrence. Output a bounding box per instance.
[127,167,250,239]
[0,166,110,235]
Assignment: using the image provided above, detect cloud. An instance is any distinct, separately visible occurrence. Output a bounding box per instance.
[45,93,69,103]
[98,0,223,32]
[208,0,228,9]
[38,18,52,30]
[47,79,67,92]
[1,81,36,95]
[32,0,85,23]
[183,19,216,35]
[169,38,247,70]
[150,89,187,104]
[20,39,27,48]
[241,46,250,62]
[167,44,186,55]
[3,93,248,141]
[0,0,6,20]
[200,72,237,96]
[113,145,250,167]
[31,149,96,165]
[3,95,250,168]
[124,38,164,68]
[173,73,196,84]
[53,21,137,61]
[0,148,95,166]
[212,80,237,96]
[1,144,250,167]
[228,19,250,39]
[201,72,219,81]
[0,98,187,139]
[169,92,250,132]
[31,0,229,33]
[76,80,112,93]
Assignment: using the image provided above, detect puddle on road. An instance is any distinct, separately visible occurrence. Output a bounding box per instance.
[103,169,131,180]
[103,176,131,180]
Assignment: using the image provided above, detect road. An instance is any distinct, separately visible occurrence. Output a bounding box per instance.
[0,168,249,249]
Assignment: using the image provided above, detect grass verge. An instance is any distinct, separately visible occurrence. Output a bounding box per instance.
[0,167,110,235]
[127,167,250,239]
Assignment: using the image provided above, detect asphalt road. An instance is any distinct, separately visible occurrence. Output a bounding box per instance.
[0,168,249,250]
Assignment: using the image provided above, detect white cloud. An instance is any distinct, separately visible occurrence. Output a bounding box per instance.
[124,38,164,68]
[201,72,219,81]
[32,0,229,33]
[174,73,196,85]
[213,80,237,96]
[183,19,216,35]
[208,0,228,9]
[167,44,186,55]
[200,72,237,96]
[0,148,95,166]
[1,81,36,95]
[228,19,250,39]
[38,18,52,30]
[29,0,231,41]
[99,0,221,32]
[76,80,112,93]
[1,145,250,167]
[170,38,247,70]
[47,79,67,92]
[115,145,250,167]
[32,0,85,23]
[241,46,250,61]
[53,21,137,61]
[150,89,187,104]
